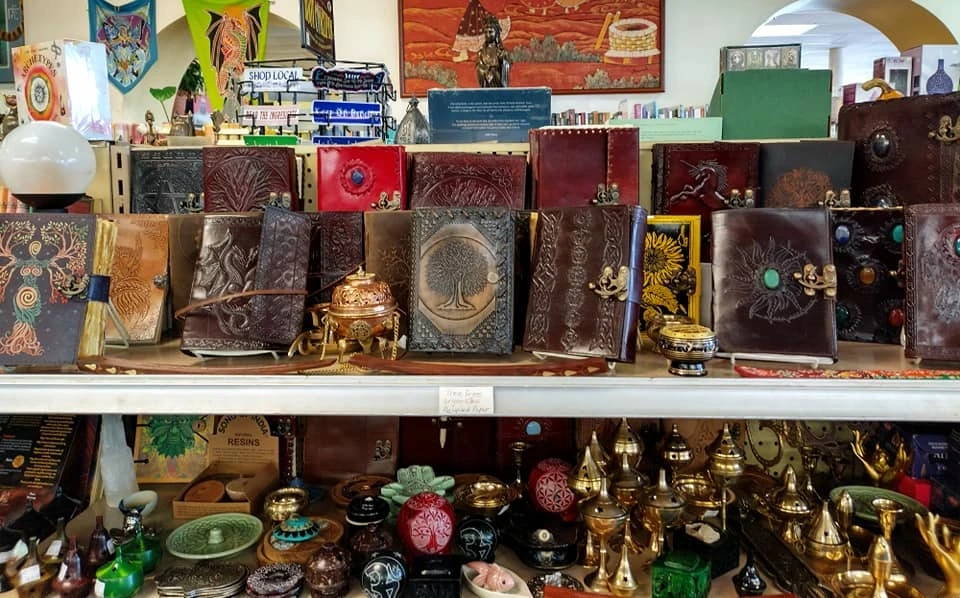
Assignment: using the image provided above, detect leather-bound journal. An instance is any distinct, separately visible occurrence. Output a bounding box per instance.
[712,208,838,361]
[523,205,647,362]
[652,142,760,259]
[364,210,412,337]
[759,141,855,208]
[830,207,904,344]
[642,215,701,328]
[317,145,407,211]
[129,147,204,214]
[179,208,310,355]
[202,146,300,212]
[409,152,527,209]
[529,127,639,208]
[306,211,364,303]
[0,214,99,366]
[905,203,960,361]
[105,214,169,344]
[167,214,205,333]
[838,92,960,207]
[409,208,514,354]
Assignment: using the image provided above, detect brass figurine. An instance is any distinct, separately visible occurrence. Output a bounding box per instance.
[851,429,911,487]
[476,15,509,88]
[916,512,960,598]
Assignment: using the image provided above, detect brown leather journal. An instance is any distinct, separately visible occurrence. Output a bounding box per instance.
[364,210,412,337]
[105,215,169,344]
[167,214,205,333]
[254,207,311,346]
[529,127,639,208]
[129,147,204,214]
[830,208,904,344]
[759,140,855,208]
[202,146,300,212]
[306,211,364,304]
[838,92,960,207]
[523,205,647,362]
[652,142,760,260]
[409,208,515,354]
[712,208,838,360]
[302,416,399,482]
[408,152,527,209]
[905,203,960,361]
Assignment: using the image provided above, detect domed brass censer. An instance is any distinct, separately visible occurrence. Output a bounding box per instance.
[289,268,400,361]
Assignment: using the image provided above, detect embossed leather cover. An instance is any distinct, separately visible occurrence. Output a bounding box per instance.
[760,141,855,208]
[712,208,838,360]
[523,205,647,362]
[129,147,204,214]
[364,210,412,337]
[317,145,407,211]
[652,142,760,259]
[167,214,205,333]
[202,146,300,212]
[302,416,399,482]
[255,207,311,346]
[409,208,515,354]
[409,152,527,209]
[529,127,639,208]
[306,212,364,303]
[830,207,904,344]
[0,214,97,366]
[105,215,169,344]
[642,215,701,328]
[905,203,960,360]
[838,92,960,207]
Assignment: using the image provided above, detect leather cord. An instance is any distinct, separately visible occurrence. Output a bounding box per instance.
[174,289,308,319]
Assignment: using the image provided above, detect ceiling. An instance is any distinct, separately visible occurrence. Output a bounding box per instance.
[746,9,898,86]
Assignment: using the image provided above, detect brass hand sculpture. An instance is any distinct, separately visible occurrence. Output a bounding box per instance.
[916,512,960,598]
[850,429,910,487]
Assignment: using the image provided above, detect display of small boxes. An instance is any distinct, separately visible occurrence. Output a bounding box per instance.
[873,56,913,96]
[12,39,112,140]
[651,551,710,598]
[901,44,960,95]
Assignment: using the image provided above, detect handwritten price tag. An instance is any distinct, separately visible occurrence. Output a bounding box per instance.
[438,387,494,415]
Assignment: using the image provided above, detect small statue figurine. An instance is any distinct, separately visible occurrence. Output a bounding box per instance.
[476,15,509,88]
[850,429,911,487]
[143,110,159,145]
[0,94,19,141]
[916,512,960,598]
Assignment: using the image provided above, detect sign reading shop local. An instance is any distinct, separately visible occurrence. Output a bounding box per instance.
[300,0,335,61]
[241,67,304,93]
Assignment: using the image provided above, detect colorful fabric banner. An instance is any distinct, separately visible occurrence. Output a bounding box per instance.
[89,0,157,93]
[182,0,270,111]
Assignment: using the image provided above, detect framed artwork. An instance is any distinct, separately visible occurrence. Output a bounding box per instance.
[0,0,23,84]
[398,0,664,96]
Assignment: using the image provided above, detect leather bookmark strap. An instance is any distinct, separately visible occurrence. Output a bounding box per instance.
[175,288,308,319]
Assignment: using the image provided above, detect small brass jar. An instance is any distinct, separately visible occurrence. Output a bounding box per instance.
[657,324,718,376]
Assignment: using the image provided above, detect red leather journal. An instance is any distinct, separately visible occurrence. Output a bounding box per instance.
[317,145,407,211]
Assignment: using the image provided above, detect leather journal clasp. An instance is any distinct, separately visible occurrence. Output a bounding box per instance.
[589,265,629,301]
[929,115,960,143]
[592,183,620,206]
[371,191,402,211]
[724,188,755,209]
[819,189,851,208]
[792,264,838,298]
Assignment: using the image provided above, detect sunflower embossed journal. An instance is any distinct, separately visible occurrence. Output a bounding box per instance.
[642,216,701,329]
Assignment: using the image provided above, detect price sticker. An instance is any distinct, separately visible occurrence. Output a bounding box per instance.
[45,540,62,557]
[438,387,494,416]
[57,563,67,580]
[19,564,40,584]
[95,579,106,597]
[106,538,116,554]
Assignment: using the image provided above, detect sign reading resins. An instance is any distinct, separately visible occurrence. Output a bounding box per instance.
[312,100,382,126]
[300,0,335,61]
[242,67,304,93]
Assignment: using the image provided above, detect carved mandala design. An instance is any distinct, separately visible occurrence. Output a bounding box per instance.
[767,168,831,208]
[729,238,815,324]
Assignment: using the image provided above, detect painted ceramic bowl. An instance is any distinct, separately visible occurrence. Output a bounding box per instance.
[360,550,408,598]
[527,459,576,517]
[397,492,456,558]
[166,513,263,560]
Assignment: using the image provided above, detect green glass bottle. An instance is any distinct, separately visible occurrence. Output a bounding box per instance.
[95,543,144,598]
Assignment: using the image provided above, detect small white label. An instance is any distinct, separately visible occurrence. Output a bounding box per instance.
[0,550,11,564]
[57,563,67,580]
[19,564,40,584]
[106,538,116,555]
[95,579,106,597]
[438,386,494,415]
[45,540,62,557]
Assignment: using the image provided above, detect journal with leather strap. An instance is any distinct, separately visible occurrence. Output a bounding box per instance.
[652,142,760,259]
[712,208,838,360]
[306,211,364,304]
[905,203,960,361]
[409,152,527,209]
[838,92,960,207]
[317,145,407,211]
[523,205,647,362]
[759,140,855,208]
[409,207,515,354]
[105,214,170,344]
[129,147,204,214]
[529,127,639,208]
[167,214,205,333]
[202,146,300,212]
[830,207,904,344]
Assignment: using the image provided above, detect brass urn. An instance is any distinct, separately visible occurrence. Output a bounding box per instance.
[657,324,718,376]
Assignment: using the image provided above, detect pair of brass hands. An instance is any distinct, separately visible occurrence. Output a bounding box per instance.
[917,512,960,598]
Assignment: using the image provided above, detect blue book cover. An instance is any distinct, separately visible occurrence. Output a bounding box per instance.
[427,87,551,143]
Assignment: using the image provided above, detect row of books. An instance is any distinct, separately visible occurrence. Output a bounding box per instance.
[549,103,712,126]
[630,102,710,119]
[550,110,614,126]
[0,188,27,213]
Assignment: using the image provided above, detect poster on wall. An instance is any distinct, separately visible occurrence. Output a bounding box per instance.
[0,0,23,84]
[89,0,158,93]
[300,0,335,61]
[398,0,664,96]
[182,0,270,110]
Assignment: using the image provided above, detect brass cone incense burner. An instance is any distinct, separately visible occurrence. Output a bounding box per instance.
[580,476,627,594]
[588,430,612,474]
[770,465,812,550]
[643,468,687,558]
[706,422,745,531]
[611,418,643,463]
[662,423,694,478]
[569,446,604,568]
[805,500,848,565]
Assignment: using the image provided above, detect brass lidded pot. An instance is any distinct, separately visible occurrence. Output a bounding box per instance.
[663,423,694,477]
[611,418,643,463]
[320,267,399,360]
[770,465,813,549]
[804,500,847,564]
[580,476,627,593]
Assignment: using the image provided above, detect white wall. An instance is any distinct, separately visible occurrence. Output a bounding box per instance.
[21,0,960,125]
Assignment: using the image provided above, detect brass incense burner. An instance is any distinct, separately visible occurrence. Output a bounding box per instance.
[289,268,400,361]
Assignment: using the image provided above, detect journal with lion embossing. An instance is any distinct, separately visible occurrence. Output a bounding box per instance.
[712,208,837,360]
[409,208,514,354]
[409,152,527,209]
[202,146,300,212]
[523,205,647,363]
[105,214,169,344]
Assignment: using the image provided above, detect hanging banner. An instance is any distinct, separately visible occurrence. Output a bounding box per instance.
[88,0,157,93]
[182,0,269,110]
[299,0,334,61]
